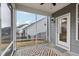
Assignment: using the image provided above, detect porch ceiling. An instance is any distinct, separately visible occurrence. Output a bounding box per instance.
[15,3,70,16]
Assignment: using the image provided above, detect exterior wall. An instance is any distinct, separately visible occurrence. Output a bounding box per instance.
[24,17,47,40]
[52,3,79,54]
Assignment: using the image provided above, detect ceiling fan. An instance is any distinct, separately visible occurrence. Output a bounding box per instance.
[40,3,56,6]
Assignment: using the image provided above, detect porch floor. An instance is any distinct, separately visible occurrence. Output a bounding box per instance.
[13,43,74,56]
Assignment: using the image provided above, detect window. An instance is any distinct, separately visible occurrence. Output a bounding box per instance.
[60,18,67,42]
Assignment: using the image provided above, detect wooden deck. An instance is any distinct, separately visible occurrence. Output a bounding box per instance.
[14,44,63,56]
[1,39,77,56]
[14,43,76,56]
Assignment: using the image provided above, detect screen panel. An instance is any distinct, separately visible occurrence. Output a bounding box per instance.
[1,3,13,56]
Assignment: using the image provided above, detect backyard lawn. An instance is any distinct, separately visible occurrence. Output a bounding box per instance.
[16,39,48,48]
[0,39,48,52]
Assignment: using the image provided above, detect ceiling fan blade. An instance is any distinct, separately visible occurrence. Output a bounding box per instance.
[40,3,44,5]
[52,3,56,6]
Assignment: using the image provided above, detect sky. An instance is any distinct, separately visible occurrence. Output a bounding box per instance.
[1,3,11,28]
[16,11,46,26]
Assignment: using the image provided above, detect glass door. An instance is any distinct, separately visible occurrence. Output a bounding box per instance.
[58,17,67,43]
[56,13,70,50]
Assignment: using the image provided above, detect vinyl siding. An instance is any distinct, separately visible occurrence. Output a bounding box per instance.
[51,3,79,54]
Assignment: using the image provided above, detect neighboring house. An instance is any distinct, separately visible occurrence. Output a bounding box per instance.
[24,17,47,40]
[16,24,28,39]
[1,27,11,43]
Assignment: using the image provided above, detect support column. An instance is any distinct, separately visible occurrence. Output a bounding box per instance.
[48,16,51,42]
[35,14,38,44]
[46,16,48,41]
[12,4,16,51]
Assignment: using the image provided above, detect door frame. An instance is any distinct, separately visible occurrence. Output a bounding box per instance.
[56,13,70,51]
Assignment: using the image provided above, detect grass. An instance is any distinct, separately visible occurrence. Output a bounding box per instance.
[0,39,48,51]
[16,39,48,48]
[0,43,10,54]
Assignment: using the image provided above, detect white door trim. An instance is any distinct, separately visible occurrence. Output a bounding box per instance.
[76,4,79,41]
[56,13,70,51]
